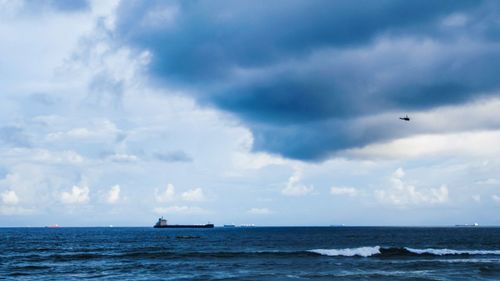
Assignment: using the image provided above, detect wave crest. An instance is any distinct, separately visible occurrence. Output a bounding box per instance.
[308,246,381,257]
[405,248,500,256]
[309,246,500,257]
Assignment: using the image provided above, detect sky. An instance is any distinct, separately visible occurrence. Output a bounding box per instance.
[1,0,500,227]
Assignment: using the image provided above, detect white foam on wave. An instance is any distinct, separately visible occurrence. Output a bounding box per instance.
[309,246,500,257]
[309,246,381,257]
[405,248,500,256]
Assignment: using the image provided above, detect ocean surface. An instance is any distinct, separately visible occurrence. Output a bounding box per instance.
[1,226,500,280]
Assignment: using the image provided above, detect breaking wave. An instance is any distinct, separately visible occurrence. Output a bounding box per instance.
[309,246,382,257]
[308,246,500,257]
[405,248,500,256]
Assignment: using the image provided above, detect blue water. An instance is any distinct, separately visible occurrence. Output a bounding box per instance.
[1,227,500,280]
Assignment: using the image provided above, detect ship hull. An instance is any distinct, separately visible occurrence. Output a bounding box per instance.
[154,224,214,228]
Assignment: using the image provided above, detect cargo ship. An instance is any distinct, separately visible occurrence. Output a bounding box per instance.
[154,217,214,228]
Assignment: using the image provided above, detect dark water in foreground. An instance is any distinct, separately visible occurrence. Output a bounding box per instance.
[1,227,500,280]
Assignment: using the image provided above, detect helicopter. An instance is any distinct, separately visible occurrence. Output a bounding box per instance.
[399,114,410,121]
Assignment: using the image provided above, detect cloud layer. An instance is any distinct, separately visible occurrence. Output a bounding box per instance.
[2,0,500,227]
[114,0,500,160]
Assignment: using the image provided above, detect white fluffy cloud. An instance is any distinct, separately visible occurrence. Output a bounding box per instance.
[155,184,175,203]
[2,148,84,165]
[375,168,449,206]
[1,190,19,205]
[476,178,500,185]
[107,153,139,163]
[247,207,271,215]
[493,195,500,203]
[61,185,90,204]
[181,188,205,202]
[153,205,205,215]
[281,168,314,196]
[106,185,121,204]
[330,186,358,197]
[46,120,119,142]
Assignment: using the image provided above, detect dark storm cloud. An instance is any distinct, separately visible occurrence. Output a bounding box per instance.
[114,0,500,160]
[116,0,479,82]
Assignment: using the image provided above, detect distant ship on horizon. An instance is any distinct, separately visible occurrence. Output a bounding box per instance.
[454,223,479,227]
[223,224,257,228]
[46,224,60,228]
[153,217,214,228]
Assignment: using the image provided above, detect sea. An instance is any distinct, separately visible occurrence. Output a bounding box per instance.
[1,226,500,280]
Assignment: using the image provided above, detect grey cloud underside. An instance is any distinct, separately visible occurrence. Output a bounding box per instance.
[115,0,500,160]
[154,151,193,163]
[23,0,90,13]
[85,72,124,109]
[0,126,31,148]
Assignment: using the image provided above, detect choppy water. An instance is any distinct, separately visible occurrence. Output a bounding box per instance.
[1,227,500,280]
